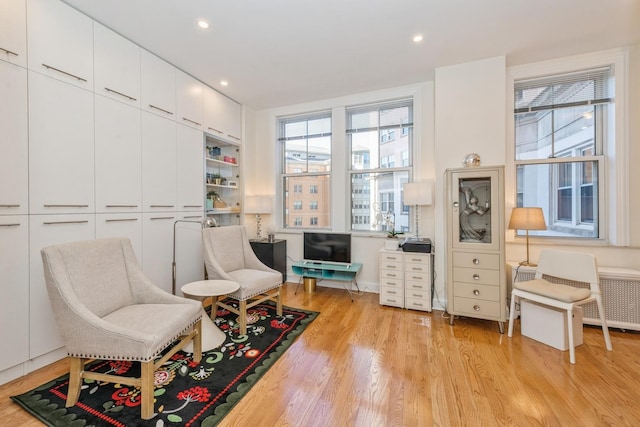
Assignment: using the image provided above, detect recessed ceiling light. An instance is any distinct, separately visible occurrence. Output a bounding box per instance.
[220,81,228,87]
[197,19,210,29]
[413,34,424,43]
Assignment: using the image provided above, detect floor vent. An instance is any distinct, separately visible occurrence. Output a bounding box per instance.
[513,267,640,332]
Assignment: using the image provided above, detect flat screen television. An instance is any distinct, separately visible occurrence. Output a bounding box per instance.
[303,232,351,265]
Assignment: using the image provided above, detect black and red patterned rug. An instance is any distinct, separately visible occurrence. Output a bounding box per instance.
[12,302,318,426]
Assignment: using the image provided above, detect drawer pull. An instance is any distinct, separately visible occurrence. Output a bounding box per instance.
[473,304,480,311]
[0,223,20,227]
[44,204,89,208]
[473,289,480,296]
[105,204,139,208]
[43,220,89,225]
[388,299,397,303]
[105,218,138,222]
[0,47,19,56]
[388,290,396,295]
[412,282,423,287]
[386,282,396,286]
[412,294,422,298]
[388,256,398,260]
[387,273,396,277]
[473,258,480,265]
[150,205,175,208]
[0,204,20,208]
[411,267,423,271]
[473,274,480,280]
[386,264,398,269]
[150,216,175,220]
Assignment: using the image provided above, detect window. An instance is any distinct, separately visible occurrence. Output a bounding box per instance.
[279,112,331,228]
[513,66,613,239]
[348,99,413,232]
[310,201,318,210]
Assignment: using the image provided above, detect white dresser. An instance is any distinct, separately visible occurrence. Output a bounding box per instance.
[379,249,432,312]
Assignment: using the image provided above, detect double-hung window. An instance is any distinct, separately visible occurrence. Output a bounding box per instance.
[279,112,331,229]
[513,66,614,239]
[347,99,413,232]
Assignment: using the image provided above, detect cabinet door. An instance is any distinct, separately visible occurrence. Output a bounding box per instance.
[141,50,175,118]
[177,125,204,212]
[0,0,27,67]
[96,213,143,261]
[29,214,95,359]
[28,72,94,214]
[204,86,241,143]
[0,61,28,215]
[175,213,206,289]
[141,112,177,212]
[94,23,140,107]
[176,70,203,130]
[142,213,176,294]
[449,168,501,251]
[0,215,29,371]
[95,95,142,213]
[27,0,93,89]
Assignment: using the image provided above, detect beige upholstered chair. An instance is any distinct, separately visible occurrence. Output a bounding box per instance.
[202,225,282,335]
[507,249,612,364]
[41,238,202,420]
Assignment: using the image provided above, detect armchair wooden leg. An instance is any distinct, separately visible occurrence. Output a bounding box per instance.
[140,360,155,420]
[66,357,84,407]
[239,300,247,335]
[276,287,283,317]
[192,319,202,363]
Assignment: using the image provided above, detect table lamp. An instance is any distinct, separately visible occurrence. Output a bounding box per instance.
[508,207,546,267]
[245,195,272,240]
[402,181,433,241]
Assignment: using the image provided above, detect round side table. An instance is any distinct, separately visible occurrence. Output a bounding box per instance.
[181,279,240,351]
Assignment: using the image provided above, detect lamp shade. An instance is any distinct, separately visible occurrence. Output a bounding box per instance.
[403,181,433,206]
[508,207,547,231]
[245,195,272,214]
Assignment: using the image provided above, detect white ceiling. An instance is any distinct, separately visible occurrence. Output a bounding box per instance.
[62,0,640,110]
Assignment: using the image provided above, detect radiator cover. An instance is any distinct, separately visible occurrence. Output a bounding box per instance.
[513,266,640,331]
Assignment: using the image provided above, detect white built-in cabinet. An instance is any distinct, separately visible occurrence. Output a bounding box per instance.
[29,214,95,359]
[176,70,204,130]
[0,215,29,371]
[93,23,140,107]
[204,85,242,143]
[142,112,177,212]
[177,125,206,211]
[95,95,142,213]
[1,0,243,386]
[28,71,94,215]
[27,0,93,89]
[0,0,27,67]
[0,61,28,215]
[141,50,176,118]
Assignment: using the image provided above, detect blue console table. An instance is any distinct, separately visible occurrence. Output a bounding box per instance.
[291,261,362,300]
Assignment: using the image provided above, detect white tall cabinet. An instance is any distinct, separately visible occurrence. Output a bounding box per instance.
[446,166,506,333]
[0,0,244,386]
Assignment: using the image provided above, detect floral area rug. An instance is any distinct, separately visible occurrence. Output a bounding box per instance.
[12,302,318,426]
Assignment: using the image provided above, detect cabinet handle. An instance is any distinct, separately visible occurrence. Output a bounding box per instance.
[105,218,138,222]
[473,305,481,311]
[473,258,480,265]
[183,205,203,208]
[44,204,89,208]
[182,117,202,126]
[149,104,174,115]
[182,215,202,219]
[207,127,223,135]
[0,47,19,56]
[106,204,139,208]
[228,134,241,141]
[43,220,89,225]
[150,216,175,220]
[149,205,175,208]
[104,87,137,101]
[42,63,87,82]
[473,289,480,296]
[0,223,21,227]
[0,204,20,208]
[473,274,480,280]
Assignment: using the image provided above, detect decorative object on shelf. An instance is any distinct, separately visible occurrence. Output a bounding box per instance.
[508,207,547,267]
[402,181,433,242]
[172,217,217,295]
[227,180,238,187]
[206,191,217,210]
[245,195,272,240]
[459,185,490,242]
[207,146,221,157]
[462,153,481,168]
[213,197,228,208]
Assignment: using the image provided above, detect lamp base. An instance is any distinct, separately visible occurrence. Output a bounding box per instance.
[518,261,538,267]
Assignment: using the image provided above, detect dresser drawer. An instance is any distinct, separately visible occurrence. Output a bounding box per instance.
[380,260,403,271]
[380,277,403,289]
[380,286,404,307]
[452,267,500,286]
[381,268,404,281]
[404,253,430,264]
[453,282,500,301]
[452,252,499,270]
[406,297,431,312]
[405,262,429,275]
[380,252,403,263]
[406,279,429,292]
[453,296,501,318]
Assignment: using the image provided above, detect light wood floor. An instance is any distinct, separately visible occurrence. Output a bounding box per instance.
[2,282,640,426]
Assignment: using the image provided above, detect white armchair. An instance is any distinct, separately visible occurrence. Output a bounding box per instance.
[41,238,202,420]
[202,225,282,335]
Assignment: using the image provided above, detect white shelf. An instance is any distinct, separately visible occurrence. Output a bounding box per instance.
[206,183,239,190]
[206,157,238,167]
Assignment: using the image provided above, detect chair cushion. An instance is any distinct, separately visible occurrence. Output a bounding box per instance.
[226,269,282,300]
[514,278,591,302]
